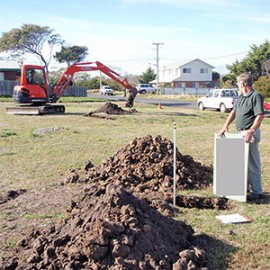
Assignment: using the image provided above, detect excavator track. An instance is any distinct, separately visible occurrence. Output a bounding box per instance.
[6,104,65,115]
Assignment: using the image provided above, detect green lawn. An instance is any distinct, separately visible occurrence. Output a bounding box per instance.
[0,99,269,269]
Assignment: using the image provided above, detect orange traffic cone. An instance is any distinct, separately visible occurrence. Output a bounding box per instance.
[158,102,163,109]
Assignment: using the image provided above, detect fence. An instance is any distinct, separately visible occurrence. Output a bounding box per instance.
[0,80,18,96]
[161,87,210,96]
[0,80,87,97]
[57,85,87,97]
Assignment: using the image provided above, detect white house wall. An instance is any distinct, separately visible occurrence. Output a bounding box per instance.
[180,61,212,81]
[160,68,180,83]
[158,59,213,84]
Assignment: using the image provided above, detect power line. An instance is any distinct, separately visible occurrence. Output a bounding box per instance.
[93,50,248,65]
[162,51,248,62]
[203,51,248,60]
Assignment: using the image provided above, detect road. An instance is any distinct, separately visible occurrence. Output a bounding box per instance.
[88,93,197,110]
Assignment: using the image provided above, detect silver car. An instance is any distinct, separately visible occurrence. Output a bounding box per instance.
[136,84,157,94]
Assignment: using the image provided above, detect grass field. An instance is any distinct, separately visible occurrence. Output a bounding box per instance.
[0,98,269,269]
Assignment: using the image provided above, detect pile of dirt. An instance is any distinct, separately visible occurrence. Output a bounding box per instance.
[78,135,212,190]
[8,184,208,270]
[2,135,224,269]
[84,102,138,118]
[65,135,220,210]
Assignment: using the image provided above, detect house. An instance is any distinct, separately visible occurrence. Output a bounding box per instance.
[0,60,21,81]
[157,58,214,88]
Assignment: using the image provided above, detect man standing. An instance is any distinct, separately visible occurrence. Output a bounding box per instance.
[219,72,265,201]
[28,69,36,84]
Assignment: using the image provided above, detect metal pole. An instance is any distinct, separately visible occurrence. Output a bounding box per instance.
[173,121,176,206]
[152,42,164,94]
[99,71,102,89]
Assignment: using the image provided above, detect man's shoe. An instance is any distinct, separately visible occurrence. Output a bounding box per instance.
[247,193,263,201]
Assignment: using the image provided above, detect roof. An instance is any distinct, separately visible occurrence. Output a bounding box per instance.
[180,58,214,68]
[163,58,214,70]
[162,61,186,70]
[0,60,21,70]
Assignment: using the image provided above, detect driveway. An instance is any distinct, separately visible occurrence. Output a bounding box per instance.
[88,93,197,109]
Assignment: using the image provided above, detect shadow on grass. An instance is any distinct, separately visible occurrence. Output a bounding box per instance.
[146,111,198,117]
[64,112,88,116]
[191,233,238,270]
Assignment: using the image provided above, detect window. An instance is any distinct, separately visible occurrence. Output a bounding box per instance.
[207,90,214,97]
[230,90,238,97]
[183,68,191,73]
[225,90,230,97]
[26,69,45,84]
[200,68,208,73]
[214,91,219,98]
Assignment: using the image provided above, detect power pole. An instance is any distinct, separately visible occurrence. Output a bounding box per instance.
[152,42,164,94]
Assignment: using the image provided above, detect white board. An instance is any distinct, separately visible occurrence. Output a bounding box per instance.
[213,133,249,202]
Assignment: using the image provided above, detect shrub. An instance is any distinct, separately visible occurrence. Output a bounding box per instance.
[254,76,270,98]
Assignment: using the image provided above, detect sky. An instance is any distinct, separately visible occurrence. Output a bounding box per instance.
[0,0,270,75]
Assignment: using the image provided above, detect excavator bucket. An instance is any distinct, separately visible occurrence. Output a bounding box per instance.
[125,94,135,108]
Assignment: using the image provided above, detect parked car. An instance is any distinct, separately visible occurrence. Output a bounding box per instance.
[197,89,239,113]
[264,102,270,117]
[136,84,157,94]
[100,86,114,95]
[264,102,270,111]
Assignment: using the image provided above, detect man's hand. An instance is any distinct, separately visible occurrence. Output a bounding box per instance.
[218,110,235,136]
[245,129,255,143]
[218,126,228,136]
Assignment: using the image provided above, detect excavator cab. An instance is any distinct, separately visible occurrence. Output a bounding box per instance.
[12,65,49,105]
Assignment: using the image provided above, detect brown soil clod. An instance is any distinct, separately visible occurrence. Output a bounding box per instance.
[175,195,229,210]
[0,189,27,205]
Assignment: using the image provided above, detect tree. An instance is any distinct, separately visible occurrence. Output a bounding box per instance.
[0,24,64,74]
[54,45,88,66]
[253,76,270,98]
[225,40,270,85]
[139,67,156,83]
[76,76,100,90]
[212,71,220,88]
[49,68,66,84]
[263,59,270,77]
[221,75,234,88]
[212,71,220,81]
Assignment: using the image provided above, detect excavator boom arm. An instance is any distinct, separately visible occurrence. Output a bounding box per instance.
[51,61,137,106]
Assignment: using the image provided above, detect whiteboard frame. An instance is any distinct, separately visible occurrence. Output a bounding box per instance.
[213,132,249,202]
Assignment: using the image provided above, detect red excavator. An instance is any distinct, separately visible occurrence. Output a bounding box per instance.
[6,61,137,115]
